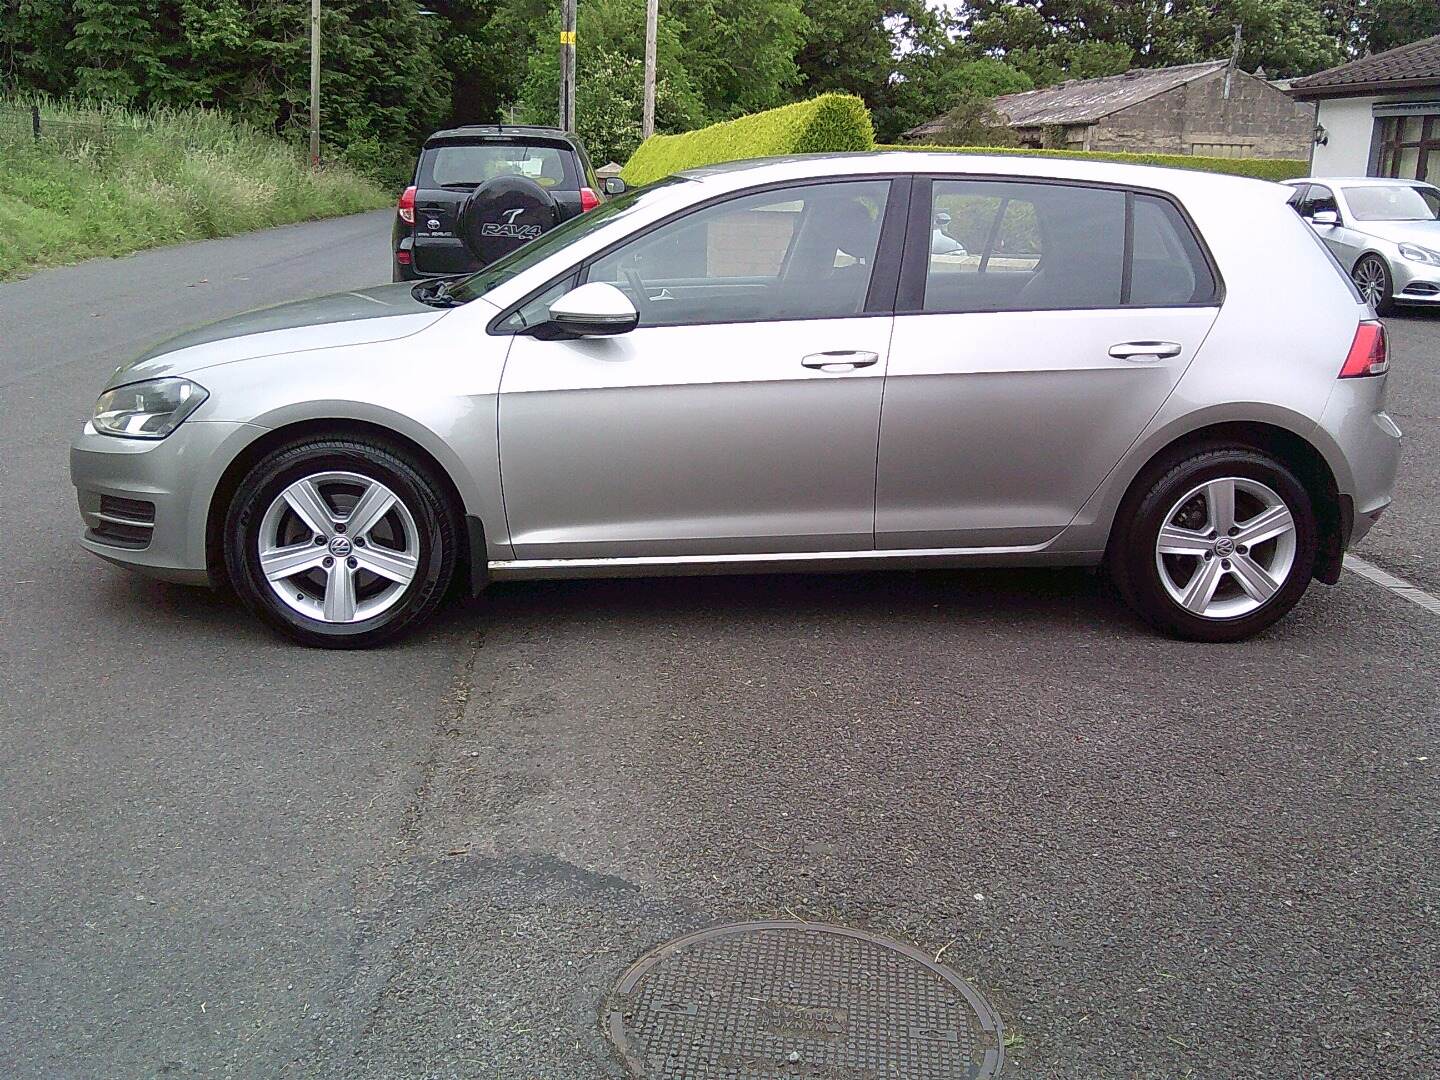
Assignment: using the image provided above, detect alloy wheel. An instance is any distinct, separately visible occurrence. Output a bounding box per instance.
[1154,476,1298,619]
[256,470,420,624]
[1353,256,1388,308]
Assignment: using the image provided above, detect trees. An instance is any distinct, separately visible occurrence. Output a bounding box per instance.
[1360,0,1440,53]
[667,0,809,117]
[514,0,703,162]
[960,0,1346,80]
[875,55,1032,142]
[2,2,449,170]
[4,0,1439,171]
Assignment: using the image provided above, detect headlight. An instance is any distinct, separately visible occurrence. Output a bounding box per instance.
[92,378,208,439]
[1398,242,1440,266]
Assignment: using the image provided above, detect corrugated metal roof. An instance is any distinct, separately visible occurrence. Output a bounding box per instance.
[1289,34,1440,98]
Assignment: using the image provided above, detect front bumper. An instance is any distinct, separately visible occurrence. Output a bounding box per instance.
[1391,259,1440,305]
[70,419,266,585]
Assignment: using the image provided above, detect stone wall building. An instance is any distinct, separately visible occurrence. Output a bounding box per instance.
[907,60,1316,159]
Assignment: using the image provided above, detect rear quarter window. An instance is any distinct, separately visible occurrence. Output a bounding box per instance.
[1129,194,1219,306]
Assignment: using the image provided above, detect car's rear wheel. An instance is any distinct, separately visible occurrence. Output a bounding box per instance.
[1352,254,1394,315]
[1111,448,1318,642]
[223,438,458,648]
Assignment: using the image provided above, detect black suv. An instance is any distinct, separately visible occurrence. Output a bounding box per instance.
[392,126,622,281]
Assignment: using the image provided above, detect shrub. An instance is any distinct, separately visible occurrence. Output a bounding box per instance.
[876,143,1308,182]
[621,93,874,186]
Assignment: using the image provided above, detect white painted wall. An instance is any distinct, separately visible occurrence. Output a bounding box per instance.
[1312,96,1380,176]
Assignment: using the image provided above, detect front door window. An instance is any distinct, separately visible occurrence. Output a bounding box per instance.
[585,180,891,326]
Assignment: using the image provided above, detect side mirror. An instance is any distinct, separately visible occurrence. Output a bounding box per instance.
[602,176,627,196]
[1310,209,1339,226]
[540,282,638,338]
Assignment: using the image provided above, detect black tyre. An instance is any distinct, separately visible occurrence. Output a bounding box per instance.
[223,437,458,648]
[1352,254,1395,315]
[1109,448,1318,642]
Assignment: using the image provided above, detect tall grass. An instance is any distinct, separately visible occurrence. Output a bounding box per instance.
[0,99,390,279]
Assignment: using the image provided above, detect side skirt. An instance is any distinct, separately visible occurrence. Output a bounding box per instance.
[488,544,1104,581]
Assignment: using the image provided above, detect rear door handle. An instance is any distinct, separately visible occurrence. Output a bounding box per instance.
[1109,341,1182,361]
[802,350,880,372]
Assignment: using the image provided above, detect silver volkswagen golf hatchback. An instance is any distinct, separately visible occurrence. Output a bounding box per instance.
[71,153,1401,647]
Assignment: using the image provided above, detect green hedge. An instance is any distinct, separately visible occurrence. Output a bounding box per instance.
[621,94,874,186]
[875,143,1308,182]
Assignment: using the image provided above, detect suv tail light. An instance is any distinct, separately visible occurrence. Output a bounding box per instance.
[580,186,600,212]
[1339,320,1388,378]
[398,185,416,225]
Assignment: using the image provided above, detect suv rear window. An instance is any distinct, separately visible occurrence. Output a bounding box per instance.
[421,143,575,190]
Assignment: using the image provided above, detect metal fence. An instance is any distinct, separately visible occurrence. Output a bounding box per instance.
[0,104,124,147]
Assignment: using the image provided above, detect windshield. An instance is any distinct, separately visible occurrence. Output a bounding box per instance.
[447,177,691,304]
[1343,184,1440,221]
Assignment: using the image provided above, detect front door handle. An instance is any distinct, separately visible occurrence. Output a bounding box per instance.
[1109,341,1182,361]
[802,350,880,372]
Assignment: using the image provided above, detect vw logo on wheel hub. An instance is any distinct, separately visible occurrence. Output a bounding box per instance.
[328,535,353,558]
[1213,537,1236,557]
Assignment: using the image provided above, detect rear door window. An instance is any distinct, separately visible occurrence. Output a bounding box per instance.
[923,180,1125,312]
[422,143,576,190]
[917,179,1216,312]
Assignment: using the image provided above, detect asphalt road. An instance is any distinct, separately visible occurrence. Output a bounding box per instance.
[1,213,1436,1079]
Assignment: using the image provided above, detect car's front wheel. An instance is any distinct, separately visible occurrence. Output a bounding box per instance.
[1110,448,1318,642]
[1352,254,1395,315]
[223,437,458,647]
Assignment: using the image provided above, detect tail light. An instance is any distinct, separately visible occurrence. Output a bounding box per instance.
[397,185,416,225]
[580,187,600,212]
[1339,320,1388,378]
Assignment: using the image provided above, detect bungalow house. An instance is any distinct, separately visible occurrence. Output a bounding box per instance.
[1288,34,1440,183]
[906,60,1314,159]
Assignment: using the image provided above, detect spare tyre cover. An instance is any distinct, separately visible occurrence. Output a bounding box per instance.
[457,175,562,266]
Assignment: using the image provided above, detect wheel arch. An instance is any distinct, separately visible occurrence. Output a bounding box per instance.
[1104,418,1348,585]
[1349,248,1390,274]
[205,417,491,597]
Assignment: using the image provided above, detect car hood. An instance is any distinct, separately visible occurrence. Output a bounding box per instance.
[1355,219,1440,247]
[105,283,447,388]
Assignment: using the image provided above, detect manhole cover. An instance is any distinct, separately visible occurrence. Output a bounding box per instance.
[605,921,1003,1079]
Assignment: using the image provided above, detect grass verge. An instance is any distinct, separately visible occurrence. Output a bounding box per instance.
[0,99,390,281]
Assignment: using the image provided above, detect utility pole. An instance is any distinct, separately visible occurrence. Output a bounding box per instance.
[559,0,577,133]
[642,0,658,139]
[1223,23,1242,101]
[309,0,321,166]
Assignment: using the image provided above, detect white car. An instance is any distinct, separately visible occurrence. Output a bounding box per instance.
[1284,176,1440,313]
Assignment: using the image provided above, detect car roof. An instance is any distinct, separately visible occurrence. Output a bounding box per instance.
[424,125,579,146]
[676,150,1290,201]
[1292,175,1437,188]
